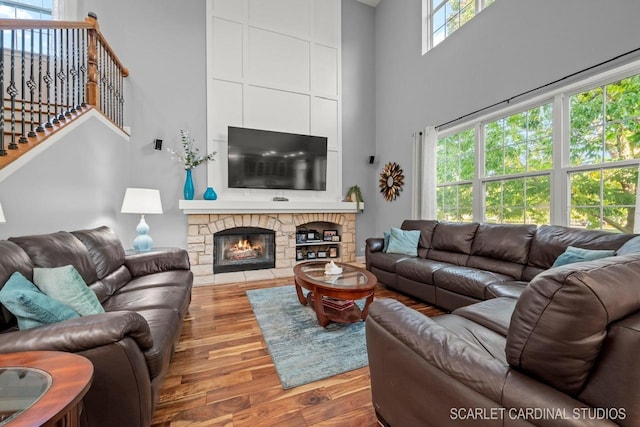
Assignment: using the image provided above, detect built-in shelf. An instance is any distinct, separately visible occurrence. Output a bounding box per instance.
[179,200,362,214]
[296,241,340,247]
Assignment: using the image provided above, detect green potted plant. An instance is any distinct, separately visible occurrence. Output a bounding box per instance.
[345,185,364,212]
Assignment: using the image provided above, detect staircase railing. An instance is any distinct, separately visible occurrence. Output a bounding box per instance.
[0,12,128,157]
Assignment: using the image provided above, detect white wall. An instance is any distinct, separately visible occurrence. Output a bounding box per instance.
[206,0,343,202]
[373,0,640,234]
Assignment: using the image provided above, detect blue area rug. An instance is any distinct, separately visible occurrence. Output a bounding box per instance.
[246,285,367,389]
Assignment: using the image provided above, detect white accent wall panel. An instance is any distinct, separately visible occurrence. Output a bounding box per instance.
[248,28,310,90]
[206,0,342,201]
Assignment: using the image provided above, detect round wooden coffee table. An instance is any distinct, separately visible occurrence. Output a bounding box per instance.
[0,351,93,426]
[293,261,377,327]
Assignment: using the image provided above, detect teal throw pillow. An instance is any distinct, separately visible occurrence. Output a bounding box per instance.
[383,231,391,252]
[385,227,421,256]
[33,265,105,316]
[552,246,615,267]
[0,272,79,330]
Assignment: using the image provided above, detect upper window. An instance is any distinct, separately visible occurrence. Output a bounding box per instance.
[0,0,53,19]
[424,0,494,53]
[436,128,474,221]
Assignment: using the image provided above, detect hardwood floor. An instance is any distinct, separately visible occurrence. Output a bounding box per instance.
[151,274,444,426]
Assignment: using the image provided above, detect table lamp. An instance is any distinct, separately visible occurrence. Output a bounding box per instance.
[120,188,163,251]
[0,203,5,223]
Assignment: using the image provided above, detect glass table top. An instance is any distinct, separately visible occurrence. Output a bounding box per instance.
[298,262,372,289]
[0,367,52,425]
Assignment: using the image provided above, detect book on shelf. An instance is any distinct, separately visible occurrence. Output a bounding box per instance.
[322,297,354,311]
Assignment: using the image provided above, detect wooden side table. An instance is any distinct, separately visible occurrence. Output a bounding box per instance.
[0,351,93,426]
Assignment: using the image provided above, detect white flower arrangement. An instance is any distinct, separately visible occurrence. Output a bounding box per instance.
[167,130,216,170]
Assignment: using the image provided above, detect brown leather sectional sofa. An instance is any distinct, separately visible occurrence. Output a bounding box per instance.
[0,226,193,427]
[366,220,635,311]
[365,220,640,426]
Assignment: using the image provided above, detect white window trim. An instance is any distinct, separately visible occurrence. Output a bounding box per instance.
[424,57,640,228]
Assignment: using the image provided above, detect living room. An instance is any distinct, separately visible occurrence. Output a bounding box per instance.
[1,0,640,426]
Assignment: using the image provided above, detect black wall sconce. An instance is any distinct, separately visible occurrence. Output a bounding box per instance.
[153,138,163,150]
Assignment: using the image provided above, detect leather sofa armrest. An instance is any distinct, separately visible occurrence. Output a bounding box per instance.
[0,311,153,354]
[368,298,509,401]
[366,237,384,253]
[125,248,190,277]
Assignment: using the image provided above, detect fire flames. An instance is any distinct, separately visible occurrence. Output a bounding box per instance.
[224,238,264,261]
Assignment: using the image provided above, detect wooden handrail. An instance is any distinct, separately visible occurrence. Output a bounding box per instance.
[0,14,128,78]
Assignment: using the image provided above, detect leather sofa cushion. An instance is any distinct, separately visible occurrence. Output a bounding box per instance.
[452,297,517,337]
[367,251,411,273]
[578,311,640,425]
[72,226,126,280]
[471,223,536,264]
[395,258,452,285]
[401,219,438,251]
[434,314,508,364]
[465,255,524,279]
[102,281,191,318]
[134,307,181,379]
[433,266,513,300]
[0,241,34,328]
[526,225,634,272]
[507,254,640,396]
[10,231,98,285]
[486,281,527,299]
[89,266,133,303]
[431,222,479,254]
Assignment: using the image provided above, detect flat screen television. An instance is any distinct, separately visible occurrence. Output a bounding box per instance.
[227,126,328,191]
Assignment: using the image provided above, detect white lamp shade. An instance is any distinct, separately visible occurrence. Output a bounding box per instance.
[0,203,5,223]
[120,188,163,214]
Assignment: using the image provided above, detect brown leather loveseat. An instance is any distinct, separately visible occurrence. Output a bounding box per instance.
[0,226,193,427]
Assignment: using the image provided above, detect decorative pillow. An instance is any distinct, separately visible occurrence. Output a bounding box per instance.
[0,272,79,330]
[385,227,421,256]
[616,235,640,256]
[383,231,391,252]
[552,246,615,267]
[33,265,105,316]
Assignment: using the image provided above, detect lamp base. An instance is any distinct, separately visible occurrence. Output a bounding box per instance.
[133,215,154,252]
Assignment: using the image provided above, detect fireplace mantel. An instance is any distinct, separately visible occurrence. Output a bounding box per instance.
[179,200,361,214]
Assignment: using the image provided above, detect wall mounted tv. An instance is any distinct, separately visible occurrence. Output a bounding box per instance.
[227,126,328,191]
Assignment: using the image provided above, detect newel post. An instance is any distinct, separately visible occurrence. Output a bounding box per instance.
[85,12,99,107]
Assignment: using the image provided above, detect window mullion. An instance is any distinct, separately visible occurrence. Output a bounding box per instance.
[473,122,484,222]
[551,93,568,226]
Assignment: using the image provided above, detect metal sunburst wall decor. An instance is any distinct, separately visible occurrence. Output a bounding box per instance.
[379,162,404,201]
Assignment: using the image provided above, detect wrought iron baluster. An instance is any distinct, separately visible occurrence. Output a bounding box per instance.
[0,30,6,156]
[52,29,59,125]
[27,29,36,138]
[19,29,27,143]
[44,29,53,128]
[7,30,19,149]
[36,28,44,133]
[80,29,86,108]
[57,29,66,121]
[70,28,78,112]
[64,28,71,117]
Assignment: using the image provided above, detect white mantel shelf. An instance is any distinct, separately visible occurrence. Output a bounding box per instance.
[179,200,362,214]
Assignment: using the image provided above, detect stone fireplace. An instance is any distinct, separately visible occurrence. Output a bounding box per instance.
[182,203,358,285]
[213,227,275,273]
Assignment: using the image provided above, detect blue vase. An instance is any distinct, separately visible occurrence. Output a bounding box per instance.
[183,169,194,200]
[203,186,218,200]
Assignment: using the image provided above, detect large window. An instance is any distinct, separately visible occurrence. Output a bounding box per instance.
[424,0,494,53]
[568,74,640,232]
[436,128,474,221]
[0,0,53,19]
[431,66,640,233]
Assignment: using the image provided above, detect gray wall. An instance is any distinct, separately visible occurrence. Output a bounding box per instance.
[77,0,207,248]
[342,0,376,256]
[0,116,130,240]
[373,0,640,234]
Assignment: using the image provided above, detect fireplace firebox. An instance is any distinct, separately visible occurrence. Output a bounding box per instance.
[213,227,276,273]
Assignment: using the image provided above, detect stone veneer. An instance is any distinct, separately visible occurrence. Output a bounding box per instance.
[187,212,356,285]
